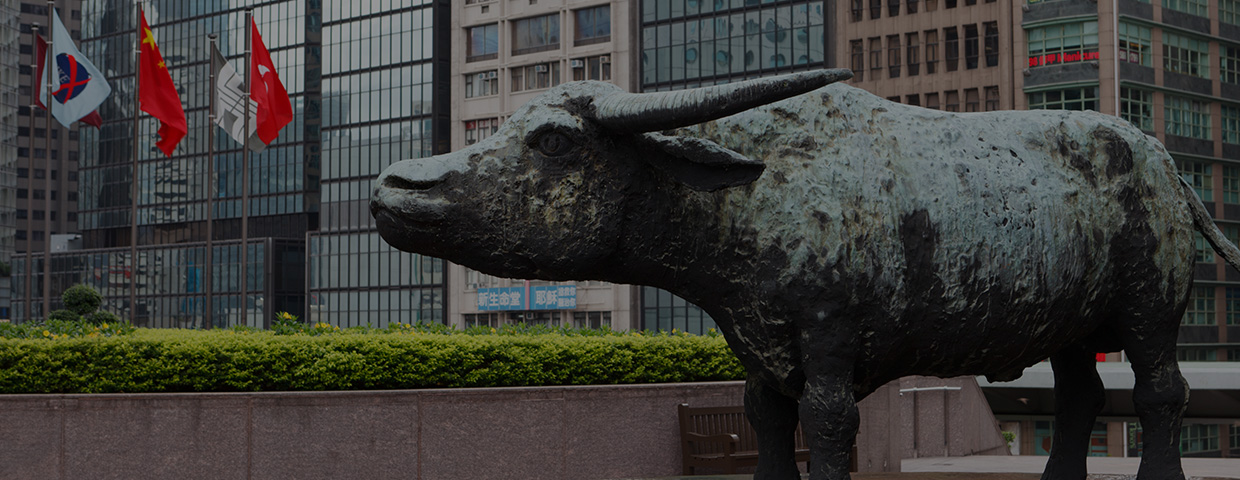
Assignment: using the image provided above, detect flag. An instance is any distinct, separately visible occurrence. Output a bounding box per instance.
[138,10,187,156]
[211,42,266,152]
[34,33,100,128]
[38,8,111,129]
[249,19,292,145]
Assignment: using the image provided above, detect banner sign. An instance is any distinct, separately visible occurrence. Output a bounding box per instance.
[477,287,525,311]
[531,285,576,310]
[1027,49,1099,68]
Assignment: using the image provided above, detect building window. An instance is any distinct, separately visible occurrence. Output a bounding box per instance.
[1223,46,1240,85]
[464,118,500,145]
[964,88,980,112]
[870,0,881,19]
[1178,348,1219,362]
[870,37,883,77]
[1180,159,1213,201]
[1027,21,1099,68]
[925,30,939,74]
[511,62,561,92]
[964,24,979,69]
[984,22,998,67]
[908,0,920,14]
[945,90,960,112]
[642,286,716,335]
[1194,231,1215,263]
[888,0,900,16]
[570,55,612,81]
[1165,95,1211,140]
[464,313,502,329]
[1164,0,1210,17]
[1184,286,1215,325]
[1027,86,1098,111]
[946,0,957,7]
[851,0,864,21]
[513,13,560,55]
[465,70,499,98]
[1228,287,1240,325]
[906,32,920,76]
[1224,0,1240,26]
[1163,32,1209,78]
[572,311,611,329]
[984,86,999,111]
[467,24,499,62]
[850,40,865,81]
[888,35,901,78]
[926,92,940,110]
[906,94,921,106]
[1118,22,1152,67]
[574,5,610,46]
[1224,105,1240,144]
[1181,424,1220,453]
[1120,87,1153,131]
[945,27,959,71]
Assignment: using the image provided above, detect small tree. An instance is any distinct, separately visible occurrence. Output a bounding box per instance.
[62,284,103,317]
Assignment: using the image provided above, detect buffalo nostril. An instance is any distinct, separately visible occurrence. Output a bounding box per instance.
[382,174,440,191]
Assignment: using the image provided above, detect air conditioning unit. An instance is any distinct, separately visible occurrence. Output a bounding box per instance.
[485,71,497,79]
[570,59,585,68]
[600,56,611,64]
[476,73,488,81]
[534,64,548,72]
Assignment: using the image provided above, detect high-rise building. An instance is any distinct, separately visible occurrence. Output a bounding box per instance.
[306,1,452,328]
[441,0,642,332]
[0,0,19,319]
[13,0,320,325]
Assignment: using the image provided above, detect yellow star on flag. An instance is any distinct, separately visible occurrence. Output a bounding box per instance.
[142,27,156,49]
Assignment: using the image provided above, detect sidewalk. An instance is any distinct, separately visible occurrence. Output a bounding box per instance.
[904,456,1240,479]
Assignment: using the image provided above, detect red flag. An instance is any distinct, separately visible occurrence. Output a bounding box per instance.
[138,11,186,156]
[250,19,292,145]
[34,33,101,129]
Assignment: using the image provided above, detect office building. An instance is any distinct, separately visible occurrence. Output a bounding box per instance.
[0,0,17,319]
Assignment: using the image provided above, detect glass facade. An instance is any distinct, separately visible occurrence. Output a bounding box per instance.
[0,0,16,319]
[639,0,828,92]
[308,0,449,327]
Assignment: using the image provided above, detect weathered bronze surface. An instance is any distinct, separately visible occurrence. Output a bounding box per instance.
[371,69,1239,480]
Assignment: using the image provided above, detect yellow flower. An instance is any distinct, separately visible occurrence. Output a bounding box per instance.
[42,330,50,336]
[101,323,109,329]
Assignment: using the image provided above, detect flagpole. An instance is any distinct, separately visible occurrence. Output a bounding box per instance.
[241,9,251,328]
[43,0,54,319]
[130,1,140,324]
[206,34,217,329]
[26,24,38,321]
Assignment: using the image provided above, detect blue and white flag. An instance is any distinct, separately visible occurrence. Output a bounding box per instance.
[39,8,111,128]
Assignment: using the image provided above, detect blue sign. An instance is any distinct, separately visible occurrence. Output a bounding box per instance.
[476,287,525,311]
[531,285,576,310]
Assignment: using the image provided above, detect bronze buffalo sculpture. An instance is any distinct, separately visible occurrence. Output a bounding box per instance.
[371,69,1240,480]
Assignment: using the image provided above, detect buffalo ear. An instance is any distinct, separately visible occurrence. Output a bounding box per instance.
[637,133,764,192]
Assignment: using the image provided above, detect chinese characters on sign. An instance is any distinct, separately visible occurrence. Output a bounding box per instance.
[476,285,577,311]
[531,285,577,310]
[1027,49,1099,67]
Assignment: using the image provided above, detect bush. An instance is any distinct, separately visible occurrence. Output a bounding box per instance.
[47,309,80,323]
[0,328,744,393]
[62,284,103,316]
[84,310,121,326]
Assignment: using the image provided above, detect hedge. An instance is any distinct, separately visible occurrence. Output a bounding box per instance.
[0,328,745,394]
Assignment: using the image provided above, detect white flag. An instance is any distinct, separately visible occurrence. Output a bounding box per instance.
[211,43,265,152]
[39,8,111,128]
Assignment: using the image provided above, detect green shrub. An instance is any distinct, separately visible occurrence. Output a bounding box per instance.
[0,328,744,393]
[62,284,104,316]
[47,309,80,323]
[84,310,122,326]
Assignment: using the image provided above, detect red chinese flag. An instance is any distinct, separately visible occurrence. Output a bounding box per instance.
[138,11,186,156]
[34,33,101,128]
[250,19,292,145]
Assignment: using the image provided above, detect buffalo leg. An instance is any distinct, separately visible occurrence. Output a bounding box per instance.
[1041,346,1105,480]
[799,354,858,480]
[1120,330,1188,480]
[746,374,802,480]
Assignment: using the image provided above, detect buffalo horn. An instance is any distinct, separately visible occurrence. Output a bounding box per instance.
[589,68,853,134]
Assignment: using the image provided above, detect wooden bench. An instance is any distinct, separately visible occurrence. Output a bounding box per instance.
[677,403,812,475]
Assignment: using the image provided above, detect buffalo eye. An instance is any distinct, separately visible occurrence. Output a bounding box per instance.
[533,131,575,157]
